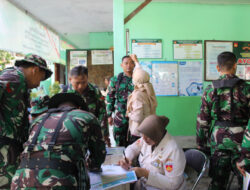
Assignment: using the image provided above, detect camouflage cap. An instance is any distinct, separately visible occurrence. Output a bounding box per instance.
[15,54,53,80]
[49,92,89,111]
[30,95,50,115]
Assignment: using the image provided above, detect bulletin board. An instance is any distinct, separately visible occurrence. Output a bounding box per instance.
[66,49,114,89]
[139,60,203,96]
[204,40,250,81]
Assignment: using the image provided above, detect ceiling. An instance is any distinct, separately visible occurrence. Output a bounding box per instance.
[9,0,113,46]
[8,0,250,47]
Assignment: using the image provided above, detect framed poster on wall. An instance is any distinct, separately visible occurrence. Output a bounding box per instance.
[205,40,250,81]
[233,41,250,64]
[131,39,162,58]
[91,50,113,65]
[173,40,203,59]
[204,40,233,81]
[69,50,87,70]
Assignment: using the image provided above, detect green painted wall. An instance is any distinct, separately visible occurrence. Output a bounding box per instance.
[113,0,125,74]
[89,32,113,49]
[113,2,250,135]
[66,33,89,49]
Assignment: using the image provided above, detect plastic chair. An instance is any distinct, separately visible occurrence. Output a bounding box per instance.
[185,149,209,190]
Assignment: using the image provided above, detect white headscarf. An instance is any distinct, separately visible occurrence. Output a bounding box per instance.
[127,68,157,113]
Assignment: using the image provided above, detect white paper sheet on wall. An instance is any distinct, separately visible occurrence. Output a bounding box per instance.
[179,61,203,96]
[151,61,178,96]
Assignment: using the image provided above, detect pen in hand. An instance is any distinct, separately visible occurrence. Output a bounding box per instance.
[123,150,129,164]
[123,150,131,170]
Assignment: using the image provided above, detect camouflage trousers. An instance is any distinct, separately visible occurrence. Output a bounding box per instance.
[113,111,140,147]
[113,125,140,147]
[208,126,245,190]
[208,149,242,190]
[0,145,20,189]
[113,124,129,147]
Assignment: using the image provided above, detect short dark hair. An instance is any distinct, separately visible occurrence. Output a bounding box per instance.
[70,65,88,77]
[122,55,131,62]
[217,52,237,71]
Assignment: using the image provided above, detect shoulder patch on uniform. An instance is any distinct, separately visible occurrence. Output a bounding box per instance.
[136,139,141,144]
[165,162,173,172]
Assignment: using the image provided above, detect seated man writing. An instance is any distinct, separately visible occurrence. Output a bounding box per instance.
[118,115,186,190]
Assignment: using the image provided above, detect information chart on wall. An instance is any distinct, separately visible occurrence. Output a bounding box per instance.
[233,41,250,64]
[179,61,203,96]
[173,40,203,59]
[233,41,250,80]
[132,39,162,58]
[91,50,113,65]
[151,61,178,96]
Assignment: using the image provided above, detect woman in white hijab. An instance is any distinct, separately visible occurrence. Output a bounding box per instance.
[127,54,157,142]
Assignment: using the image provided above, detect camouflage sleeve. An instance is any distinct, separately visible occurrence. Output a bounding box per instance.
[0,82,4,99]
[96,89,109,137]
[196,86,213,148]
[106,76,116,117]
[238,121,250,169]
[0,82,5,125]
[87,117,106,168]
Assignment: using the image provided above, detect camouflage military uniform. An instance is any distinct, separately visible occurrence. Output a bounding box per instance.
[11,107,106,189]
[30,95,50,116]
[106,72,134,146]
[63,83,109,138]
[196,74,250,190]
[0,67,30,189]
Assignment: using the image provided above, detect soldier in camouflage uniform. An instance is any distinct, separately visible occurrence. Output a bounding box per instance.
[106,55,135,146]
[62,65,111,147]
[0,54,52,189]
[196,52,250,190]
[236,120,250,177]
[11,92,106,189]
[30,95,50,121]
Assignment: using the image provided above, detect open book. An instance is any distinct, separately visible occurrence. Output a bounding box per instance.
[89,165,137,190]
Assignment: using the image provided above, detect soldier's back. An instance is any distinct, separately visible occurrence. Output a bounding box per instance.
[11,108,105,189]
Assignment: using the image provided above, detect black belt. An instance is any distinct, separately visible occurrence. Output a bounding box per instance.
[214,121,247,127]
[19,157,78,175]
